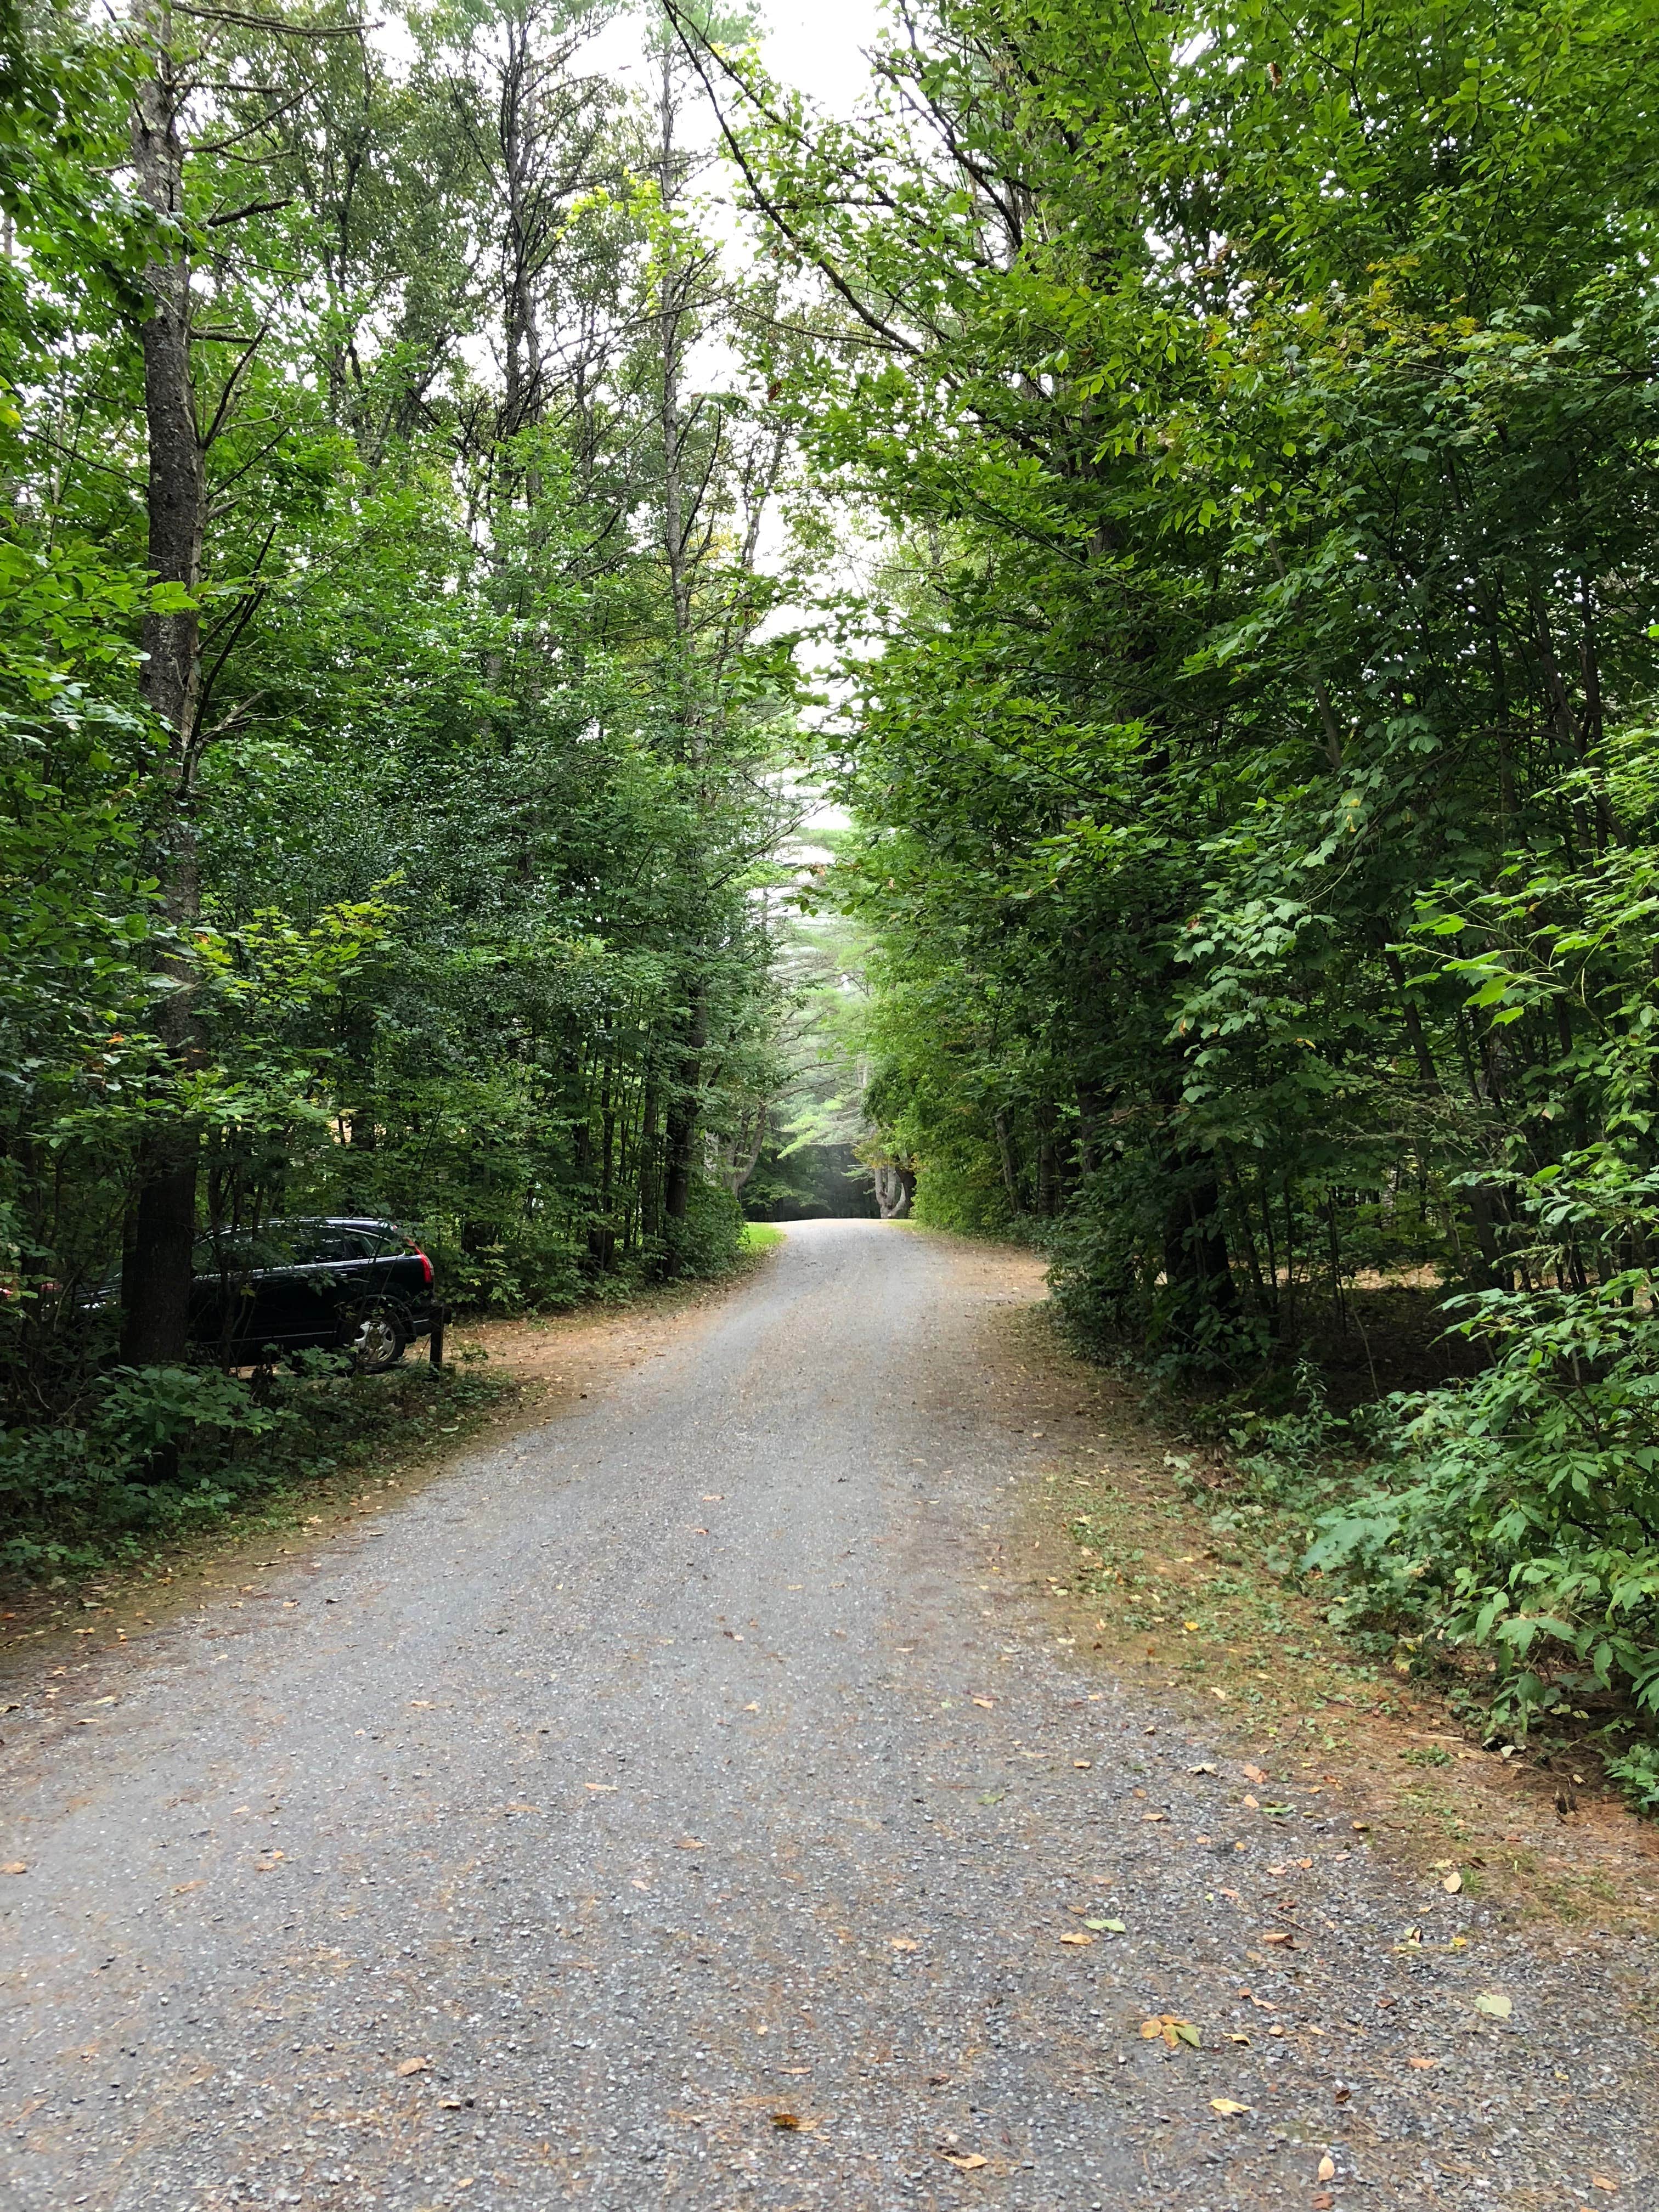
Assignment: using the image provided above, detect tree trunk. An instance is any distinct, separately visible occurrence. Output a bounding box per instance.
[121,28,206,1366]
[874,1162,912,1220]
[993,1110,1023,1214]
[1161,1166,1235,1334]
[662,981,707,1232]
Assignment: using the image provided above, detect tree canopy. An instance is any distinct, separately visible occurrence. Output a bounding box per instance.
[12,0,1659,1789]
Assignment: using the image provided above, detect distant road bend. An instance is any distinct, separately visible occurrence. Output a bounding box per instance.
[3,1221,1654,2211]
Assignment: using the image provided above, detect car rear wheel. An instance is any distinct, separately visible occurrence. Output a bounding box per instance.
[345,1303,408,1374]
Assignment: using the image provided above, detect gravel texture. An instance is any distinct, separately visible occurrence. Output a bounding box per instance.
[2,1219,1655,2211]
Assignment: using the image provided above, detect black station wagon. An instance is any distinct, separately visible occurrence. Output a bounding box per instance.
[188,1216,437,1371]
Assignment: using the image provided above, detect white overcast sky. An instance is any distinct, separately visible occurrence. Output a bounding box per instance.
[595,2,888,116]
[751,1,885,111]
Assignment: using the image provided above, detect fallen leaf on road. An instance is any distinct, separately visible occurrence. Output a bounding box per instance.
[939,2152,988,2171]
[1442,1871,1463,1893]
[397,2057,431,2076]
[1190,1762,1218,1775]
[171,1880,204,1895]
[1260,1931,1294,1947]
[1474,1991,1512,2019]
[1242,1764,1267,1785]
[1142,2016,1200,2049]
[970,1697,995,1709]
[1313,2196,1334,2210]
[743,1702,760,1712]
[1407,2057,1437,2070]
[1,1861,26,1875]
[1318,2154,1336,2181]
[1084,1917,1125,1933]
[675,1837,706,1850]
[1058,1932,1093,1946]
[1142,1810,1167,1822]
[1227,2033,1251,2045]
[771,2112,802,2130]
[1591,2178,1618,2193]
[409,1700,433,1709]
[583,1782,617,1792]
[889,1936,919,1951]
[1210,2098,1249,2117]
[1073,1759,1092,1769]
[439,2097,463,2110]
[702,1494,724,1502]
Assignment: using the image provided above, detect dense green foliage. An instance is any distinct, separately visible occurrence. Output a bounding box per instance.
[0,0,798,1566]
[684,0,1659,1762]
[18,0,1659,1792]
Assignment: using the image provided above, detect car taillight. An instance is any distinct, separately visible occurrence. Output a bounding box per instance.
[412,1248,433,1286]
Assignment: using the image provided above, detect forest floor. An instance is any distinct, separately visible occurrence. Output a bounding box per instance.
[990,1302,1659,1945]
[2,1222,1656,2211]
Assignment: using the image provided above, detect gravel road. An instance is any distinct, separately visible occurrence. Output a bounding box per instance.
[3,1221,1655,2212]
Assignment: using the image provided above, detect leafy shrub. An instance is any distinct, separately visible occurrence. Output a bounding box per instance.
[662,1177,747,1279]
[0,1358,506,1579]
[1306,1278,1659,1724]
[1604,1741,1659,1816]
[912,1152,1016,1238]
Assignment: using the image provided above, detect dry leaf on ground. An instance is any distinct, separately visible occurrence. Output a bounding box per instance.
[1318,2154,1336,2181]
[939,2151,988,2171]
[1210,2098,1250,2116]
[1141,2016,1201,2050]
[1474,1991,1512,2019]
[1058,1931,1093,1946]
[397,2057,431,2076]
[889,1936,919,1951]
[2,1861,27,1875]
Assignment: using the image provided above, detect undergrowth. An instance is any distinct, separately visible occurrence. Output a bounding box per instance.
[0,1354,511,1584]
[1141,1340,1659,1818]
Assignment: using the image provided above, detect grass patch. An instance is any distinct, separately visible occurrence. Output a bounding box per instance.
[741,1221,787,1251]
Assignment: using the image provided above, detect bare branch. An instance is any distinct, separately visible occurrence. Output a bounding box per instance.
[205,196,294,227]
[165,4,374,35]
